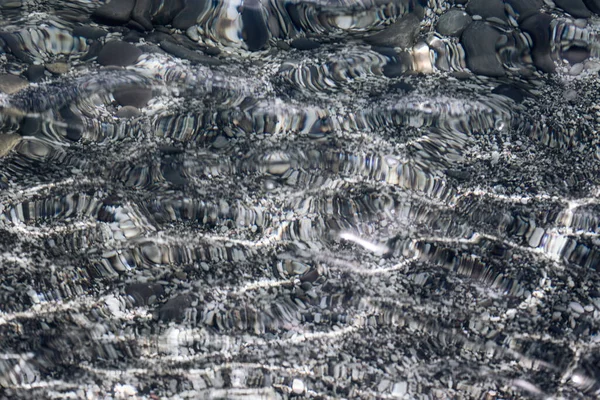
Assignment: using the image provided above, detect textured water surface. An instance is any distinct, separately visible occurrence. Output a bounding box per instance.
[1,0,600,398]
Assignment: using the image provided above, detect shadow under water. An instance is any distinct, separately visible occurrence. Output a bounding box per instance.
[1,0,600,398]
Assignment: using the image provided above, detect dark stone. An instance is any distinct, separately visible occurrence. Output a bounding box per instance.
[113,86,153,108]
[382,51,413,77]
[92,0,135,25]
[125,283,164,306]
[81,40,103,61]
[290,37,321,50]
[159,40,222,65]
[519,13,555,73]
[97,41,142,66]
[364,13,421,48]
[116,105,142,118]
[0,0,22,9]
[505,0,543,22]
[152,0,184,25]
[158,295,193,322]
[241,0,269,51]
[492,84,525,103]
[466,0,507,23]
[436,9,472,37]
[132,0,154,30]
[72,26,108,40]
[460,21,505,77]
[390,81,415,93]
[0,32,33,63]
[554,0,592,18]
[173,0,207,30]
[24,64,46,82]
[562,46,590,64]
[59,106,84,142]
[583,0,600,14]
[20,116,41,136]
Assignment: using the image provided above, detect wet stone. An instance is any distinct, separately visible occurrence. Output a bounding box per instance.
[461,22,505,77]
[290,37,321,50]
[116,105,141,119]
[562,46,590,65]
[519,13,555,73]
[466,0,507,23]
[242,0,270,51]
[492,84,525,103]
[92,0,135,25]
[364,13,421,48]
[172,0,207,30]
[159,40,222,65]
[24,64,46,82]
[0,134,21,157]
[97,41,142,66]
[436,9,472,37]
[45,62,69,75]
[0,73,28,94]
[0,0,21,9]
[583,0,600,14]
[554,0,592,18]
[72,25,109,39]
[153,0,185,26]
[113,86,153,108]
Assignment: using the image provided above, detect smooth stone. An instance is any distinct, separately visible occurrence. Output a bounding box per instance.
[554,0,592,18]
[92,0,135,25]
[0,0,21,8]
[241,0,269,51]
[519,13,555,73]
[291,379,305,394]
[466,0,507,23]
[436,9,472,37]
[153,0,184,25]
[382,50,413,78]
[505,0,543,21]
[45,62,69,75]
[97,41,142,66]
[72,25,109,39]
[569,301,585,314]
[0,73,28,94]
[364,13,421,48]
[159,40,222,65]
[492,84,525,103]
[116,105,141,118]
[0,134,21,157]
[158,295,193,322]
[24,64,46,82]
[0,32,33,63]
[562,46,590,64]
[461,22,506,77]
[131,0,153,30]
[173,0,207,30]
[20,116,42,136]
[290,37,321,50]
[583,0,600,14]
[113,86,153,108]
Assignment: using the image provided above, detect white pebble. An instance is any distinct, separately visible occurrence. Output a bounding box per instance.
[292,379,305,394]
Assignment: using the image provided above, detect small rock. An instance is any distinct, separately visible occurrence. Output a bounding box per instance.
[24,64,46,82]
[569,302,585,314]
[364,13,421,48]
[0,74,28,94]
[290,37,321,50]
[291,379,305,394]
[0,134,21,157]
[113,86,153,108]
[437,9,472,36]
[92,0,135,25]
[45,62,70,75]
[97,41,142,67]
[116,106,141,118]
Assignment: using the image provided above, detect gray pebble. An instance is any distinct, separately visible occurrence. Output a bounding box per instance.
[0,73,28,94]
[437,9,472,37]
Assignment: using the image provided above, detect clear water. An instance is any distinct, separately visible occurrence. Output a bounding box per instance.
[1,0,600,398]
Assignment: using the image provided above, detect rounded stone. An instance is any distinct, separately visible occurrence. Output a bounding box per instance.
[97,41,142,67]
[0,134,22,157]
[437,9,472,37]
[113,86,153,108]
[24,64,46,82]
[116,106,141,118]
[45,62,70,75]
[0,73,28,94]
